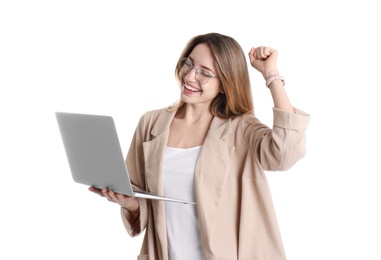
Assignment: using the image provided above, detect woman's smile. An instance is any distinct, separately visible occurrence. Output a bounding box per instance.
[183,83,201,94]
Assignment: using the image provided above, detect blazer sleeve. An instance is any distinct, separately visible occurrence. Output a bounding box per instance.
[244,107,310,171]
[120,113,149,237]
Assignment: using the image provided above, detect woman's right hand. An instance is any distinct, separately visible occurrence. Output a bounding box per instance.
[248,46,279,79]
[89,186,140,213]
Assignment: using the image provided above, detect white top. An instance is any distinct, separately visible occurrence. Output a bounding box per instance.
[163,146,203,260]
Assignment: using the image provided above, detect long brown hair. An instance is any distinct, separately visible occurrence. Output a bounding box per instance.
[171,32,254,119]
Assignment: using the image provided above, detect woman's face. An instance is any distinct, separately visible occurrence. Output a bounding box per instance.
[180,43,222,106]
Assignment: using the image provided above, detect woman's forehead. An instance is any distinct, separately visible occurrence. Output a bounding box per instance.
[189,44,215,67]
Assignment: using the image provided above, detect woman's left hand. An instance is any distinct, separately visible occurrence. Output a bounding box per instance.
[248,46,279,79]
[89,186,140,212]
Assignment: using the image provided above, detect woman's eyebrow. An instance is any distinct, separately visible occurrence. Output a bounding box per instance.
[188,56,216,74]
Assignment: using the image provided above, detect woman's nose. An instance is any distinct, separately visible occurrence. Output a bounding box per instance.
[184,67,197,82]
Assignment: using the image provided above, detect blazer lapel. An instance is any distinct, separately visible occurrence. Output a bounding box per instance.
[142,109,175,260]
[195,116,235,249]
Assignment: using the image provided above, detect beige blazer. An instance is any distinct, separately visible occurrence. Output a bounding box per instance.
[121,107,310,260]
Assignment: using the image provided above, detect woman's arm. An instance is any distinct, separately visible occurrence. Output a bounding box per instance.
[248,46,295,113]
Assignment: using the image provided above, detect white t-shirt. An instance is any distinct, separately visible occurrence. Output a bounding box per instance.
[162,146,203,260]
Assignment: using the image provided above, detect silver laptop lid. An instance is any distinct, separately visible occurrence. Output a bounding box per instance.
[55,112,196,204]
[56,112,135,196]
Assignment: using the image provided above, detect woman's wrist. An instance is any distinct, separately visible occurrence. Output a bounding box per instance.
[262,67,279,80]
[266,75,285,88]
[123,199,141,228]
[124,198,140,214]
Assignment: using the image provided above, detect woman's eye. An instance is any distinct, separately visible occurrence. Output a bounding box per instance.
[201,69,212,78]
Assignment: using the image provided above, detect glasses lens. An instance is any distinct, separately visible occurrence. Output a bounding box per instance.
[197,68,212,84]
[179,57,213,84]
[179,58,191,74]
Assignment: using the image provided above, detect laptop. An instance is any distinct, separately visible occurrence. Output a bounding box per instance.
[55,112,196,204]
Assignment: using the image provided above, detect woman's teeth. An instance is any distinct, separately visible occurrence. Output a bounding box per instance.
[184,84,200,92]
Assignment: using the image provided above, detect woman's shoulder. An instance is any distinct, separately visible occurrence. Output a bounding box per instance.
[230,113,269,139]
[232,113,262,126]
[140,101,180,119]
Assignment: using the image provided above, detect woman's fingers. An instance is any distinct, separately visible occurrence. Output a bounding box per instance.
[116,192,127,202]
[256,46,274,59]
[89,187,137,209]
[249,47,257,61]
[89,187,139,212]
[88,186,105,197]
[101,188,115,202]
[249,46,275,63]
[248,45,279,76]
[106,190,125,202]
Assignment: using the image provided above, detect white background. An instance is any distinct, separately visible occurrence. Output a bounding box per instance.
[1,0,380,259]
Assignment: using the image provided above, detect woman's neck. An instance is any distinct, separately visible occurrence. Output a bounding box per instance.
[175,104,213,123]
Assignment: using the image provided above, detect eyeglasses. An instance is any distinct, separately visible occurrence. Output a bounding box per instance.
[178,57,218,84]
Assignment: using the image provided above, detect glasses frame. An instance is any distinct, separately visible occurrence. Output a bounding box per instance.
[179,57,218,84]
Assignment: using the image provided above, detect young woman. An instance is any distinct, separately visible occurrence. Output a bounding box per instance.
[90,32,310,260]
